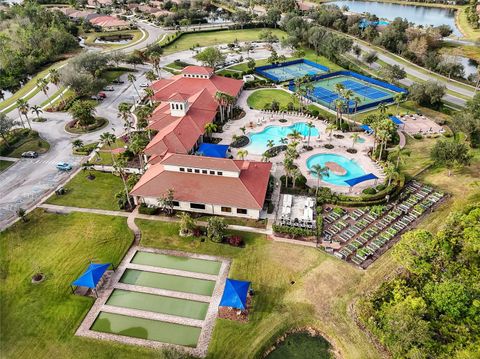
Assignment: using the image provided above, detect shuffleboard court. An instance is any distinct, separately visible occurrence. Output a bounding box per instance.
[131,251,221,275]
[91,312,202,347]
[106,289,210,320]
[120,268,216,296]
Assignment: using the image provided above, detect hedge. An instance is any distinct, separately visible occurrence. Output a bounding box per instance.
[272,224,316,238]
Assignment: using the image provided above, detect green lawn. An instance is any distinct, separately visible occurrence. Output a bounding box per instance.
[457,6,480,41]
[46,171,124,210]
[2,131,50,158]
[247,89,297,110]
[163,29,287,55]
[0,210,157,359]
[0,160,14,172]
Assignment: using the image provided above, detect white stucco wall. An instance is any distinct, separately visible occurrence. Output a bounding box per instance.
[136,196,260,219]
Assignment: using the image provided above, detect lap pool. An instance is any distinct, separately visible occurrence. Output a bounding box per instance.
[306,153,366,186]
[91,312,201,347]
[131,251,221,275]
[106,289,209,320]
[120,269,216,296]
[247,122,319,155]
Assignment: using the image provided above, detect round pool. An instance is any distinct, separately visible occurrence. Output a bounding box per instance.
[246,122,319,154]
[306,153,366,186]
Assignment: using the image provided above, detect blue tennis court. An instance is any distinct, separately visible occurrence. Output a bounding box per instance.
[256,59,329,82]
[303,74,399,113]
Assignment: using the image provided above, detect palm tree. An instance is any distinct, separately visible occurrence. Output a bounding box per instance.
[237,149,248,159]
[36,78,52,109]
[128,73,141,99]
[393,93,404,114]
[326,123,335,144]
[267,139,275,149]
[342,89,354,115]
[353,96,362,117]
[280,137,288,145]
[30,105,43,122]
[389,146,411,169]
[72,139,84,150]
[204,122,217,141]
[224,94,236,120]
[283,156,294,188]
[291,167,301,189]
[334,99,344,129]
[48,68,65,105]
[113,156,133,209]
[350,133,360,150]
[378,102,388,116]
[288,129,302,143]
[215,91,228,123]
[306,121,315,148]
[384,162,399,187]
[129,134,147,172]
[149,51,162,77]
[118,102,132,135]
[309,164,329,196]
[16,99,28,129]
[145,70,157,84]
[144,88,155,106]
[100,132,117,164]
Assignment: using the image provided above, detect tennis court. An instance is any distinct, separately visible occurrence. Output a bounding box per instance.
[256,59,329,82]
[306,75,399,113]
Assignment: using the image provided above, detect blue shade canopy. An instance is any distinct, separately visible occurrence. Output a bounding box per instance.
[389,116,404,125]
[360,124,373,133]
[197,143,229,158]
[345,173,379,187]
[219,279,251,310]
[72,263,110,288]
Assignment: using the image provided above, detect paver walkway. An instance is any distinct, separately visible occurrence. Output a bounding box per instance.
[0,156,20,162]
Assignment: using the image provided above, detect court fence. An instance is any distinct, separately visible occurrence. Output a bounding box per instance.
[288,70,408,114]
[255,59,330,82]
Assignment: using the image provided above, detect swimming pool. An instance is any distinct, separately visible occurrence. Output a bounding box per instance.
[306,153,366,186]
[247,122,320,155]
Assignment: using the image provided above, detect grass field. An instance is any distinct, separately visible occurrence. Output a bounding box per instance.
[1,130,50,158]
[46,171,124,211]
[457,6,480,41]
[0,211,155,359]
[0,160,14,172]
[163,29,287,55]
[247,89,297,110]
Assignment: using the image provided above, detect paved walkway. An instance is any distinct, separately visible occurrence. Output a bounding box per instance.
[0,156,20,162]
[39,203,272,235]
[398,130,406,149]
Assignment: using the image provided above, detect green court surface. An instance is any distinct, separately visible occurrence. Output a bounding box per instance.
[106,289,209,320]
[91,312,202,347]
[120,269,216,296]
[131,251,221,275]
[307,75,398,111]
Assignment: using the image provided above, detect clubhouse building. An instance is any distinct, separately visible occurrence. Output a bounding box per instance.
[131,66,272,219]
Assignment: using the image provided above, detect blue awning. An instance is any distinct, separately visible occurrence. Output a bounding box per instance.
[360,124,373,133]
[219,278,250,310]
[197,143,229,158]
[72,263,110,288]
[344,173,379,187]
[389,116,404,125]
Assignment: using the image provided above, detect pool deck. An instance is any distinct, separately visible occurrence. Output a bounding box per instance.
[75,246,231,358]
[219,89,384,194]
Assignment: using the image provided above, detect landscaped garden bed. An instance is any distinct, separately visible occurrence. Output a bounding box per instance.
[0,129,50,157]
[65,117,108,134]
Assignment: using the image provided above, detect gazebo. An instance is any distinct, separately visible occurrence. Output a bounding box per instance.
[218,279,251,321]
[71,263,112,297]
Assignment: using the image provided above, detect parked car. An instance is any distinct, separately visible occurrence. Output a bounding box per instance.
[112,79,124,84]
[103,86,114,91]
[21,151,38,158]
[90,95,103,101]
[56,162,72,171]
[139,83,149,88]
[97,92,107,99]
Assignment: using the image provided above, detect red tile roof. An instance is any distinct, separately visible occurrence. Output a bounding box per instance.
[182,66,214,76]
[131,154,272,209]
[89,15,129,28]
[150,72,243,102]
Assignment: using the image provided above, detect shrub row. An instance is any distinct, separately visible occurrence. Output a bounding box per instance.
[272,224,316,238]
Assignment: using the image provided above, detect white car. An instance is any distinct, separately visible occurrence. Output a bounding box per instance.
[139,83,149,88]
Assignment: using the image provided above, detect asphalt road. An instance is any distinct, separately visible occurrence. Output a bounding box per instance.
[0,22,166,230]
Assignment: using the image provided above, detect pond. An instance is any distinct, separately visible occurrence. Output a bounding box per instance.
[447,55,479,79]
[265,332,332,359]
[330,0,461,37]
